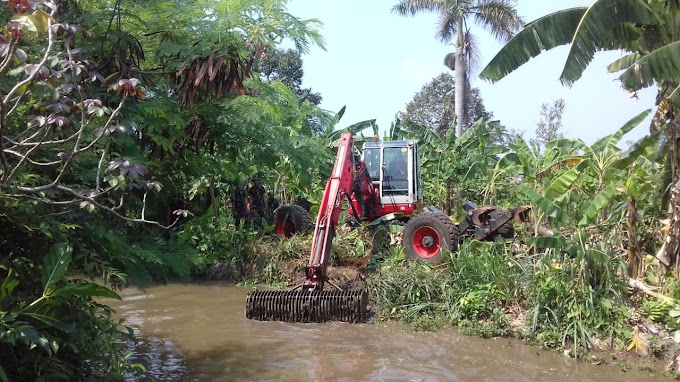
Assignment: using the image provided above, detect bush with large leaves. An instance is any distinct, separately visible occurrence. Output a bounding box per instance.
[480,0,680,272]
[0,243,138,381]
[495,112,668,352]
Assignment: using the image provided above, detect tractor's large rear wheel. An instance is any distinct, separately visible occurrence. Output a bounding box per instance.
[273,205,312,238]
[403,211,458,264]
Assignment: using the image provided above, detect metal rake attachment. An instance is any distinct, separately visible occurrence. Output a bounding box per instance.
[245,288,368,323]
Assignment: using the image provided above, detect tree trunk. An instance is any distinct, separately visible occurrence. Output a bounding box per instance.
[210,186,218,218]
[626,198,642,279]
[445,181,452,215]
[665,178,680,277]
[454,19,465,138]
[662,119,680,276]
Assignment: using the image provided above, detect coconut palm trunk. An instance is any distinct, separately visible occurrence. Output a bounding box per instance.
[454,18,465,138]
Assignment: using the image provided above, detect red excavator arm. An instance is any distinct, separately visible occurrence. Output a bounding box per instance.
[246,133,369,323]
[304,133,375,291]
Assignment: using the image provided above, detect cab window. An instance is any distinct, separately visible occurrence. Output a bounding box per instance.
[363,148,380,181]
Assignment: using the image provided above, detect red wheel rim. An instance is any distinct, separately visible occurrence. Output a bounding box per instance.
[412,226,441,259]
[276,219,296,238]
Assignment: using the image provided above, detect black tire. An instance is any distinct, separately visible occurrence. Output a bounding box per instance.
[403,211,458,264]
[273,205,313,238]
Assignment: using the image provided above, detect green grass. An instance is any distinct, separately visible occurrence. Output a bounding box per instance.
[369,237,632,353]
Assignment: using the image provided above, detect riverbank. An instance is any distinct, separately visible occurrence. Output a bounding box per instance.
[192,227,680,380]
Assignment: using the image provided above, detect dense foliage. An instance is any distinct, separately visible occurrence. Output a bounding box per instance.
[3,0,680,379]
[372,112,672,359]
[0,0,334,379]
[370,0,680,366]
[258,48,323,107]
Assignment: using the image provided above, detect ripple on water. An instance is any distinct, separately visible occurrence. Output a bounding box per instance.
[105,284,674,382]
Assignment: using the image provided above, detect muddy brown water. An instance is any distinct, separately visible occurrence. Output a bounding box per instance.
[105,283,673,382]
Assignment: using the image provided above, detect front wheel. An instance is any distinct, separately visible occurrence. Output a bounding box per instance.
[403,212,458,264]
[273,205,312,238]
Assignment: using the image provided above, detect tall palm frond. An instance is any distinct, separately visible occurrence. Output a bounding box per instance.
[436,10,460,42]
[392,0,443,17]
[473,0,524,42]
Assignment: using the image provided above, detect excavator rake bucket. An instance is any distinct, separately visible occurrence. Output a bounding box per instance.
[245,288,368,323]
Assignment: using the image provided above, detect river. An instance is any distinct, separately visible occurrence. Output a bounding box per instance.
[105,283,673,381]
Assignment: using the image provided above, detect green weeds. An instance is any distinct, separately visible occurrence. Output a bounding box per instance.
[370,240,518,334]
[523,234,630,354]
[370,237,632,354]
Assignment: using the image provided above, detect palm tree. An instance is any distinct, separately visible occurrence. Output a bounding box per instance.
[392,0,523,138]
[479,0,680,273]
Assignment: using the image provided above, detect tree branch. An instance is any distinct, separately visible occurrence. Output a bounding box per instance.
[2,7,57,181]
[7,128,80,148]
[55,185,180,229]
[112,192,125,210]
[12,186,172,229]
[5,127,50,182]
[52,94,127,187]
[4,149,61,166]
[0,102,8,180]
[75,94,127,154]
[6,92,25,118]
[0,37,19,76]
[3,7,58,105]
[141,190,148,220]
[95,140,109,192]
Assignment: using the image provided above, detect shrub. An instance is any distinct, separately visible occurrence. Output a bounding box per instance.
[524,247,629,353]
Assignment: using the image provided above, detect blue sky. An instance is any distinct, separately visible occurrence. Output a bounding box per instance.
[286,0,657,145]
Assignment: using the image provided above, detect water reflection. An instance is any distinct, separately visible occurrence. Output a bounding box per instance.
[107,284,672,382]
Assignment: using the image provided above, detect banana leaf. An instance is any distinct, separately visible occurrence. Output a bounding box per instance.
[524,188,571,225]
[544,167,580,201]
[578,183,619,226]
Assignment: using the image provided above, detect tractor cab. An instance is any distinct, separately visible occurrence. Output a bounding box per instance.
[362,140,422,208]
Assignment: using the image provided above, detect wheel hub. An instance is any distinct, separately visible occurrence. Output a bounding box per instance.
[277,219,296,238]
[411,226,442,259]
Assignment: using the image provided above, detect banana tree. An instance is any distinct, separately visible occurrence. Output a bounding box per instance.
[404,118,510,214]
[618,144,663,277]
[383,116,407,142]
[480,0,661,86]
[480,0,680,271]
[504,111,653,251]
[536,125,666,281]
